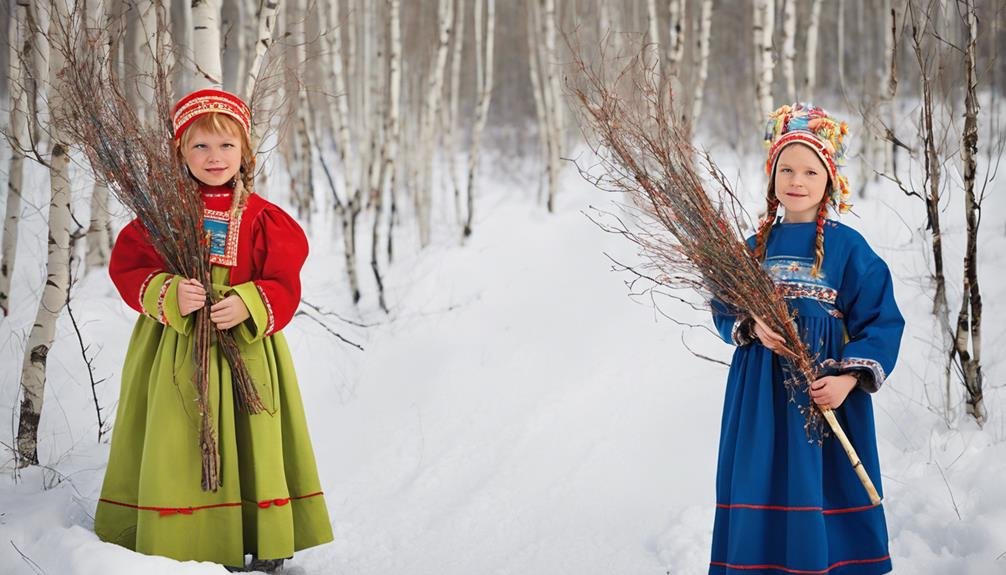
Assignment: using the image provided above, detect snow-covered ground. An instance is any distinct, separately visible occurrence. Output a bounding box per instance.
[1,131,1004,574]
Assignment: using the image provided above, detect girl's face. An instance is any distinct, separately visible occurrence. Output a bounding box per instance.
[181,125,243,187]
[773,143,829,223]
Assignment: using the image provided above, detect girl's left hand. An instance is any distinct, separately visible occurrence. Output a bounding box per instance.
[809,374,858,410]
[210,295,250,330]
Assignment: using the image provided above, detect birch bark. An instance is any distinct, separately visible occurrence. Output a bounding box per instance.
[690,0,713,128]
[245,0,280,102]
[780,0,796,102]
[290,0,314,220]
[527,0,547,202]
[542,0,562,213]
[753,0,775,121]
[373,0,401,312]
[221,0,247,94]
[956,0,984,425]
[416,0,454,246]
[170,0,193,95]
[17,0,73,467]
[126,0,156,124]
[463,0,495,238]
[803,0,823,101]
[323,0,362,302]
[447,0,466,223]
[192,0,224,89]
[86,0,112,270]
[2,1,30,316]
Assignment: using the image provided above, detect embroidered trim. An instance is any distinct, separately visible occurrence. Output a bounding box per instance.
[157,277,174,325]
[716,502,881,514]
[255,282,275,335]
[731,317,754,346]
[204,208,239,267]
[138,271,159,310]
[98,491,324,518]
[710,555,891,574]
[776,282,838,305]
[173,94,251,137]
[820,357,887,389]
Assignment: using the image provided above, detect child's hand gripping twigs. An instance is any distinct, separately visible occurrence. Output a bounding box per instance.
[753,312,881,505]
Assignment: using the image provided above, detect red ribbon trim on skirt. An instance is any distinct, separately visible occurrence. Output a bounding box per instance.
[710,554,891,574]
[715,502,881,514]
[99,491,324,517]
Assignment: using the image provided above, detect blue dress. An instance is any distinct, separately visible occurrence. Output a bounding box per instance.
[709,220,905,575]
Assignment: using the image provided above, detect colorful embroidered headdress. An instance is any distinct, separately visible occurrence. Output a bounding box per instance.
[172,89,252,141]
[764,103,851,214]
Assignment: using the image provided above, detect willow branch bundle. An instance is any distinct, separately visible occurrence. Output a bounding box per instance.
[48,7,263,491]
[569,52,880,504]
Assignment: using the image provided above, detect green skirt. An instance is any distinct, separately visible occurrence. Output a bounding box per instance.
[95,269,333,567]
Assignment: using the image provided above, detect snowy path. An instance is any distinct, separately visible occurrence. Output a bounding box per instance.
[1,163,1004,574]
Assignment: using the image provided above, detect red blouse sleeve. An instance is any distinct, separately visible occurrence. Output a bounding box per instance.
[109,220,167,313]
[247,204,309,336]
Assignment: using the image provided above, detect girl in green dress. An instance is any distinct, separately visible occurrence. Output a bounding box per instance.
[94,89,333,572]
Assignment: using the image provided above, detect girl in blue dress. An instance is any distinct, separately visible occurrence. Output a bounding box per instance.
[709,103,905,575]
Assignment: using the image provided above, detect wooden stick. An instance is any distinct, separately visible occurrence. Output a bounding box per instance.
[821,408,882,504]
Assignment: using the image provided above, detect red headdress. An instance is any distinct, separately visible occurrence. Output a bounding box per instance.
[172,89,251,141]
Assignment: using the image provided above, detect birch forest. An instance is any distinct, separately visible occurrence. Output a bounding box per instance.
[1,2,1005,567]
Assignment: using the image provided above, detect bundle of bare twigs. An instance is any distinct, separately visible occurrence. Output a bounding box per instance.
[49,9,262,491]
[569,52,880,504]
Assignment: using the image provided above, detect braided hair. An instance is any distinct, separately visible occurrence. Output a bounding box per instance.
[753,167,833,277]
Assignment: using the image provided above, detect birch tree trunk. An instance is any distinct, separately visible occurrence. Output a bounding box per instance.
[2,1,31,317]
[803,0,823,101]
[753,0,775,121]
[126,0,156,124]
[192,0,224,89]
[780,0,796,103]
[17,0,73,467]
[221,0,247,94]
[170,0,193,96]
[528,0,547,203]
[85,0,112,270]
[416,0,454,246]
[447,0,466,223]
[323,0,362,303]
[290,0,314,221]
[880,0,899,174]
[645,0,661,76]
[463,0,495,238]
[542,0,562,213]
[667,0,686,78]
[245,0,280,103]
[690,0,713,129]
[837,0,845,90]
[956,0,984,426]
[25,2,48,147]
[373,0,401,313]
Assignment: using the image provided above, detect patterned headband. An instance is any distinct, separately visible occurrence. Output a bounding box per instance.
[764,103,851,214]
[172,89,251,141]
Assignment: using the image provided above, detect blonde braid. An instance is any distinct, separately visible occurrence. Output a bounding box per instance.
[753,186,780,263]
[228,156,255,222]
[810,196,829,278]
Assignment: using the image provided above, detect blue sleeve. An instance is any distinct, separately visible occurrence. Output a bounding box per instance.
[826,249,905,392]
[710,233,759,345]
[712,298,754,346]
